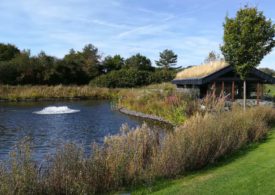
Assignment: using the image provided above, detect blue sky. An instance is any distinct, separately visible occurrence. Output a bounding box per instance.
[0,0,274,69]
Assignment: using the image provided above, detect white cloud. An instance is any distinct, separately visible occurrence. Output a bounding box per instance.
[1,0,274,69]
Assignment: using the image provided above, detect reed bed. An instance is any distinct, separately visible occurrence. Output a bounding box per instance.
[0,85,115,101]
[0,106,274,194]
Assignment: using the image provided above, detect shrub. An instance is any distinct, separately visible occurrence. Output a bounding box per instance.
[149,69,176,84]
[90,69,152,88]
[90,69,176,88]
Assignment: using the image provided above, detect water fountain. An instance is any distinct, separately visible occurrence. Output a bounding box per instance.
[34,106,80,115]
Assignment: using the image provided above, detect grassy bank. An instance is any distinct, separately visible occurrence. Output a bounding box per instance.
[0,85,115,101]
[0,106,274,194]
[133,126,275,194]
[117,83,195,125]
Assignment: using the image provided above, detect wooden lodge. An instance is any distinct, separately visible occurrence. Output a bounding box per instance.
[172,61,275,103]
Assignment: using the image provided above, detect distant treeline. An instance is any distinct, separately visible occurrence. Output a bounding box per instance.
[0,43,179,87]
[259,67,275,77]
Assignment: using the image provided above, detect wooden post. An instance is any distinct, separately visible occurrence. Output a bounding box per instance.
[243,80,246,111]
[221,81,225,97]
[212,82,216,97]
[256,82,260,105]
[232,81,235,101]
[261,83,264,100]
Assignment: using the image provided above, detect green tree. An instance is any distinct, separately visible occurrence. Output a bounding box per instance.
[0,43,20,61]
[155,49,178,69]
[34,51,57,84]
[10,50,39,84]
[259,67,275,76]
[125,53,153,71]
[221,6,275,110]
[0,61,19,84]
[90,69,151,88]
[81,44,102,79]
[204,51,221,63]
[102,55,124,73]
[61,44,102,84]
[150,69,176,83]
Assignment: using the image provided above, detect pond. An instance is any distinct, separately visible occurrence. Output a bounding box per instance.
[0,100,169,161]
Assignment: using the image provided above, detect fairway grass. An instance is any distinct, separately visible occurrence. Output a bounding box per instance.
[132,127,275,195]
[266,84,275,97]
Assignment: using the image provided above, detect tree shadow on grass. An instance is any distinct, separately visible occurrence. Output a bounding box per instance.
[127,130,275,194]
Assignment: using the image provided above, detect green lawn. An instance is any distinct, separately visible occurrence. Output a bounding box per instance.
[132,127,275,195]
[265,84,275,97]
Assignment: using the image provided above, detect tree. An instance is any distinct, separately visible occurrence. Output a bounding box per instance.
[155,49,178,69]
[10,50,37,84]
[0,43,20,61]
[62,44,102,83]
[90,69,151,88]
[259,67,275,76]
[125,53,153,71]
[35,51,57,84]
[81,44,102,79]
[102,55,124,73]
[221,6,275,110]
[204,51,221,63]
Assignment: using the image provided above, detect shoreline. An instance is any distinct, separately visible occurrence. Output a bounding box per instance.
[118,107,174,126]
[0,97,105,102]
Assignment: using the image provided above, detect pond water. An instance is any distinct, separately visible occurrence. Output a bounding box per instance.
[0,100,168,161]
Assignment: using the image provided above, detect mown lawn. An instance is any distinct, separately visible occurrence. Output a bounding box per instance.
[132,127,275,195]
[265,84,275,97]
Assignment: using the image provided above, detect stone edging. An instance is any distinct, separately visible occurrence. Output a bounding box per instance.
[118,107,173,126]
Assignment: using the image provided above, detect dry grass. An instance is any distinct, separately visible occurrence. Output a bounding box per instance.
[0,83,176,101]
[175,60,228,79]
[0,106,274,194]
[0,85,115,101]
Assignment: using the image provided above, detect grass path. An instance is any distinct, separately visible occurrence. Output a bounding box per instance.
[132,127,275,195]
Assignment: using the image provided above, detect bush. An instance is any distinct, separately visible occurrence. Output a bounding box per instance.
[149,69,176,83]
[90,69,152,88]
[90,69,176,88]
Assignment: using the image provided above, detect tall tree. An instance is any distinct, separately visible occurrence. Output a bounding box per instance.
[221,6,275,110]
[0,43,20,61]
[35,51,57,84]
[125,53,153,71]
[155,49,178,69]
[259,67,275,76]
[81,44,101,79]
[102,55,124,73]
[204,51,221,63]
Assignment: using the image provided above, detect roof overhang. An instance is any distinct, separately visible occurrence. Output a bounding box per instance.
[172,66,275,85]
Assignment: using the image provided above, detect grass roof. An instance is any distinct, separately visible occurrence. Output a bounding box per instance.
[175,61,229,80]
